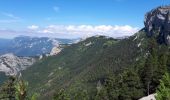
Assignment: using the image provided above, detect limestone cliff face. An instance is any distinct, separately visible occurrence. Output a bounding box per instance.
[50,46,62,56]
[144,5,170,45]
[0,53,36,76]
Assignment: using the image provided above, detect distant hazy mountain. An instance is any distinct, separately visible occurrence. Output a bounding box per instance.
[0,36,76,56]
[0,38,11,48]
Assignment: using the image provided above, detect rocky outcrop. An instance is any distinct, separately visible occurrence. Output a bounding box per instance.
[50,46,62,56]
[0,53,36,76]
[144,5,170,45]
[139,94,156,100]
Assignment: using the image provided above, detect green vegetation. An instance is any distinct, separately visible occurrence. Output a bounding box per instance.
[0,77,39,100]
[156,73,170,100]
[50,39,170,100]
[53,89,70,100]
[0,77,16,100]
[22,34,142,99]
[0,28,169,100]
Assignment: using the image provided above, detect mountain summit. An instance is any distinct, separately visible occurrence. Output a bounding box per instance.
[145,5,170,45]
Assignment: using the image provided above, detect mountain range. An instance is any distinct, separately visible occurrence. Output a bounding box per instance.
[21,5,170,99]
[0,36,76,56]
[0,5,170,100]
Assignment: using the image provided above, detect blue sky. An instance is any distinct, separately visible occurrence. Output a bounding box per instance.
[0,0,169,38]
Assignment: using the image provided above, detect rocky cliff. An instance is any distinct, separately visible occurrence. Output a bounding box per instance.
[0,53,36,76]
[144,5,170,45]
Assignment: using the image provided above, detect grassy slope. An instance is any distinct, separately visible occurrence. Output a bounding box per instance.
[22,30,148,99]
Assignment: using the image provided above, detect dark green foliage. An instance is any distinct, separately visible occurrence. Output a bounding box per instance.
[167,53,170,72]
[30,93,40,100]
[141,37,168,95]
[142,52,156,95]
[156,73,170,100]
[73,89,89,100]
[21,30,170,99]
[104,69,144,100]
[0,76,16,100]
[23,35,141,99]
[95,87,109,100]
[15,80,28,100]
[53,89,70,100]
[119,69,144,100]
[0,77,37,100]
[104,75,120,100]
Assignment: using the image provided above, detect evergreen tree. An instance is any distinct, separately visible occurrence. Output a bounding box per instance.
[105,75,119,100]
[154,53,168,85]
[53,89,70,100]
[15,80,28,100]
[142,37,160,95]
[74,89,89,100]
[0,77,36,100]
[167,53,170,72]
[142,54,154,95]
[104,69,144,100]
[95,87,109,100]
[156,73,170,100]
[0,76,16,100]
[119,69,144,100]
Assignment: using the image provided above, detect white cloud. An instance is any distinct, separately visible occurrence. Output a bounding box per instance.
[0,25,139,39]
[53,6,60,12]
[27,25,39,30]
[38,25,139,38]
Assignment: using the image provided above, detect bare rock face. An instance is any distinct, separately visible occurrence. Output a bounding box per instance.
[144,5,170,45]
[0,53,36,76]
[50,46,62,56]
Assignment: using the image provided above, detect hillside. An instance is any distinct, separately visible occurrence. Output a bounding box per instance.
[22,29,148,99]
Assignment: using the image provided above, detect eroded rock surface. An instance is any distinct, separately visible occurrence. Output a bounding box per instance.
[144,5,170,45]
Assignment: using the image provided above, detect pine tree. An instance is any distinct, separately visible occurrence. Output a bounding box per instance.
[154,53,168,86]
[74,89,89,100]
[95,87,109,100]
[119,69,144,100]
[167,52,170,71]
[156,73,170,100]
[142,37,159,95]
[0,76,16,100]
[105,75,120,100]
[142,54,154,95]
[15,80,28,100]
[0,77,33,100]
[53,89,70,100]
